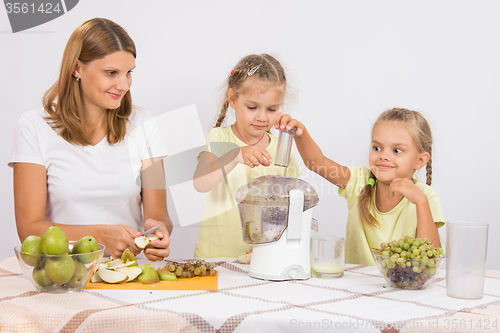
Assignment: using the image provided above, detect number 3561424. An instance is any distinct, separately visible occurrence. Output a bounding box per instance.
[5,2,62,14]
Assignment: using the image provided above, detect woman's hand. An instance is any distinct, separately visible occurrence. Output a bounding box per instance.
[99,224,142,259]
[133,218,170,261]
[274,112,305,136]
[239,145,273,168]
[390,178,427,205]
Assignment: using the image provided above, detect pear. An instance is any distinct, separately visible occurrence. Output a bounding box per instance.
[98,268,128,283]
[90,270,103,283]
[237,253,252,264]
[32,265,54,287]
[139,263,154,274]
[134,234,159,249]
[66,260,87,287]
[121,248,137,264]
[20,235,43,267]
[138,265,160,284]
[115,267,142,282]
[107,259,126,270]
[72,236,98,264]
[124,261,138,267]
[40,226,69,255]
[45,254,75,285]
[157,267,177,281]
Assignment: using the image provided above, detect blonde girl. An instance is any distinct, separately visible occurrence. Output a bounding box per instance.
[276,108,444,265]
[193,54,301,258]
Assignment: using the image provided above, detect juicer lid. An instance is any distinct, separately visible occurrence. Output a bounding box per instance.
[236,175,319,209]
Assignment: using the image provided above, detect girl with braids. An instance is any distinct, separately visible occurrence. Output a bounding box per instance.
[193,54,301,258]
[275,108,444,265]
[10,18,172,261]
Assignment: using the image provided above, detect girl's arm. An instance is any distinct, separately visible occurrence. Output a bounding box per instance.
[139,158,173,261]
[193,145,273,193]
[13,162,141,259]
[390,178,442,247]
[274,113,351,188]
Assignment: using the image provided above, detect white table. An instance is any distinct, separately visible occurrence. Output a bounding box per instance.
[1,256,499,332]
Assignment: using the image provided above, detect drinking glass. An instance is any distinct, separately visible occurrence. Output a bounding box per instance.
[446,221,489,299]
[310,235,345,278]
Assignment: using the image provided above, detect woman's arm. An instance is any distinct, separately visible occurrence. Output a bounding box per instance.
[139,158,173,261]
[274,113,351,188]
[13,162,140,259]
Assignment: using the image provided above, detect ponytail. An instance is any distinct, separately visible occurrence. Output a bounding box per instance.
[215,98,229,128]
[426,147,433,186]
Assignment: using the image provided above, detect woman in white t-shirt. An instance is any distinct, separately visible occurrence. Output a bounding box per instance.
[10,18,172,260]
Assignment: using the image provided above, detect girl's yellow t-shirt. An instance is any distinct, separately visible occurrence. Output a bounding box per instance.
[338,166,444,266]
[194,126,302,258]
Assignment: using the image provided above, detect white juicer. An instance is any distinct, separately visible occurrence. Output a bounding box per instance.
[236,175,319,281]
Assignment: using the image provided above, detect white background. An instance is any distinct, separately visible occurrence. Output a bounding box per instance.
[1,1,499,269]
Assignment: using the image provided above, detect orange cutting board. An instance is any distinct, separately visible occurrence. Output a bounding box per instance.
[83,272,218,291]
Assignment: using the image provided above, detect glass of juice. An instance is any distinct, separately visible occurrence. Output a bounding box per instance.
[310,235,345,278]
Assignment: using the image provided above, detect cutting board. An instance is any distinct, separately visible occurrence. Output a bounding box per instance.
[83,272,218,291]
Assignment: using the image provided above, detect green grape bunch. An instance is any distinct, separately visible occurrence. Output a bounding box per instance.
[165,259,217,278]
[372,235,444,289]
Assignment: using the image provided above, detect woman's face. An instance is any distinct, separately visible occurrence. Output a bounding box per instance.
[74,50,135,113]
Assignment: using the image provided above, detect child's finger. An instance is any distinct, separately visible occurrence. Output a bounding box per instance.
[258,149,273,164]
[253,151,271,166]
[279,114,293,129]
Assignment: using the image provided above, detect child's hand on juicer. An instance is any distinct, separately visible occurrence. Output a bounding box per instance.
[274,112,305,136]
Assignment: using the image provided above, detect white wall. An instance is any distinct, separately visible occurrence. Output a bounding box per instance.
[1,1,499,269]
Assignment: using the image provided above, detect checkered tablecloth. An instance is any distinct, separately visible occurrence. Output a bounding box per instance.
[1,256,499,333]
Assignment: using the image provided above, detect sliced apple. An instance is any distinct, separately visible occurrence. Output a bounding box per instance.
[134,234,160,249]
[115,267,142,282]
[99,263,108,270]
[98,268,128,284]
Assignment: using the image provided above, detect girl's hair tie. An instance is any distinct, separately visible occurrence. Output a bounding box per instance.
[367,178,376,187]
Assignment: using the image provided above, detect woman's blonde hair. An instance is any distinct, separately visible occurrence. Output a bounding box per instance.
[43,18,136,145]
[358,108,434,228]
[214,54,287,127]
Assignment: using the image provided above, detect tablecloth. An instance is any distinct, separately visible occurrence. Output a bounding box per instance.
[1,256,499,333]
